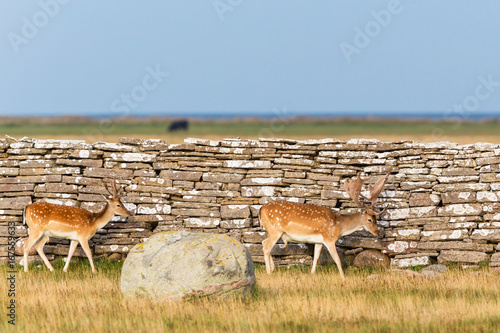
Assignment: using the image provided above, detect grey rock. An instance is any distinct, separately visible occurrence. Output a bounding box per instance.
[353,249,390,268]
[490,252,500,267]
[121,231,255,300]
[438,250,488,265]
[108,253,123,261]
[392,269,422,278]
[421,264,448,273]
[420,270,444,278]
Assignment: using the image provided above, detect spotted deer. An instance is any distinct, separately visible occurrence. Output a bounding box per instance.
[259,173,388,279]
[23,179,133,273]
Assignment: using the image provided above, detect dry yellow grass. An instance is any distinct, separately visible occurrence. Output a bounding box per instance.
[1,260,499,332]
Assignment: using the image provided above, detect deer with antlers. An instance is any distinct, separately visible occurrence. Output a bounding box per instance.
[259,173,388,279]
[23,178,133,273]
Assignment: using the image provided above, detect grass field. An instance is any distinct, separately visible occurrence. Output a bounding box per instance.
[1,118,500,144]
[2,259,499,332]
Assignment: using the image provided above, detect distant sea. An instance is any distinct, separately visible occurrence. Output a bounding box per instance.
[87,111,499,120]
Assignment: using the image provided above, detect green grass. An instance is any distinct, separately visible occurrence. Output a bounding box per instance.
[1,119,499,144]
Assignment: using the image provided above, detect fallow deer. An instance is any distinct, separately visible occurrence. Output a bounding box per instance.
[23,178,133,273]
[259,173,388,279]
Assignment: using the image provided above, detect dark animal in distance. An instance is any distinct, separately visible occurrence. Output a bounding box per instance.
[168,120,189,132]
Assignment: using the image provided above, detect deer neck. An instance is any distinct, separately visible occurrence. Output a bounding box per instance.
[338,213,365,237]
[93,202,116,231]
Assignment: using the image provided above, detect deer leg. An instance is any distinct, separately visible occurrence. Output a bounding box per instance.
[79,238,96,273]
[324,241,345,280]
[262,232,282,274]
[23,231,43,273]
[63,240,79,273]
[311,244,323,274]
[35,235,54,272]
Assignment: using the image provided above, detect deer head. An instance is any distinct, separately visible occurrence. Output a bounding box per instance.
[344,173,388,236]
[103,178,133,217]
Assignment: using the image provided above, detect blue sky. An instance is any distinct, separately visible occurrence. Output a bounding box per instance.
[1,1,500,117]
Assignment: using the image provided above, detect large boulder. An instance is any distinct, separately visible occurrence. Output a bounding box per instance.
[120,231,255,300]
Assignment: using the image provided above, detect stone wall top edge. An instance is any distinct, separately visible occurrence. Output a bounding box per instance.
[2,136,500,150]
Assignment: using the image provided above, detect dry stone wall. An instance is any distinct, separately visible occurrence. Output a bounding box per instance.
[2,137,500,269]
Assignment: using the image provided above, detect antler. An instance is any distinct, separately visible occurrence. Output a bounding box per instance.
[344,172,368,208]
[344,173,388,215]
[104,178,123,198]
[365,174,389,215]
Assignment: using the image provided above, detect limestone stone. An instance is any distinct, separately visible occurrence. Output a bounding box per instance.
[19,160,56,168]
[409,206,438,218]
[223,160,271,169]
[382,241,418,255]
[434,183,489,192]
[490,253,500,267]
[471,229,500,241]
[386,228,421,241]
[83,167,133,179]
[241,186,276,197]
[281,187,321,197]
[221,218,253,229]
[160,170,203,181]
[438,204,483,217]
[221,205,250,219]
[242,231,267,243]
[441,192,477,204]
[184,217,220,228]
[480,173,500,183]
[241,177,284,186]
[392,256,431,268]
[409,193,441,207]
[121,231,255,300]
[0,168,19,176]
[477,191,500,202]
[203,173,245,183]
[437,250,488,264]
[56,159,103,167]
[418,241,493,252]
[420,229,468,241]
[476,157,500,166]
[0,196,31,210]
[0,184,34,192]
[33,139,90,149]
[337,236,382,250]
[93,142,138,152]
